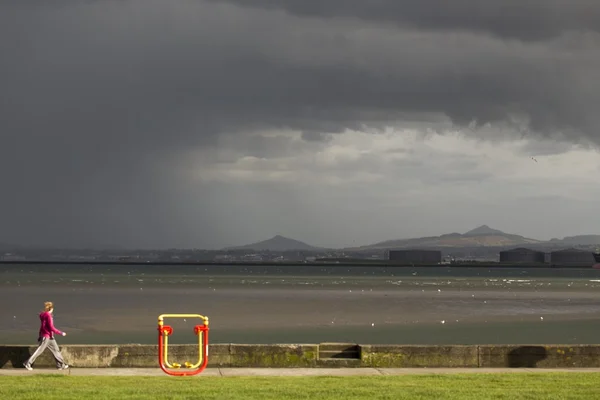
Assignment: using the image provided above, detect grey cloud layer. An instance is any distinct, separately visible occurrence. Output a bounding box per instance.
[0,0,598,247]
[209,0,600,41]
[2,0,598,143]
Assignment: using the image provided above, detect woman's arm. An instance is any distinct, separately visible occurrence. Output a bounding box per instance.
[47,314,64,336]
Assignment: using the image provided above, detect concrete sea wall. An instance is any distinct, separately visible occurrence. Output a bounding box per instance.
[2,343,600,369]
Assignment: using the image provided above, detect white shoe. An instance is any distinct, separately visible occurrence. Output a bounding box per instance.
[23,362,33,371]
[58,364,69,370]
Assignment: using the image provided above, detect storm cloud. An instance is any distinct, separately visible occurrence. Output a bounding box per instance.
[208,0,600,41]
[0,0,599,248]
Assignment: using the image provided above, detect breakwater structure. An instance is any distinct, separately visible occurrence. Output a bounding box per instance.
[2,343,600,369]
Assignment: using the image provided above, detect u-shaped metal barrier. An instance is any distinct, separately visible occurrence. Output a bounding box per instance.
[157,314,209,376]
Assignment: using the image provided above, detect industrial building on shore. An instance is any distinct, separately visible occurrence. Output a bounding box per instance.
[498,247,597,267]
[387,249,442,264]
[499,248,545,263]
[384,247,598,268]
[550,248,596,266]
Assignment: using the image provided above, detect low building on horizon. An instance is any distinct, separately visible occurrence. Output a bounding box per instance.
[499,248,546,263]
[551,248,596,266]
[387,249,442,264]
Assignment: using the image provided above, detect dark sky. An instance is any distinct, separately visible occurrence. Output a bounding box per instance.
[1,0,599,249]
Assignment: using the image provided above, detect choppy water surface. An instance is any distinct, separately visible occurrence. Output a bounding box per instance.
[2,264,600,345]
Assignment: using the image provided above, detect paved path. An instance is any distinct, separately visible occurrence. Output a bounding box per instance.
[2,368,600,377]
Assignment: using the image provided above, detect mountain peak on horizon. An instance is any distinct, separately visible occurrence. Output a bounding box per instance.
[224,235,321,251]
[463,225,506,236]
[352,224,541,251]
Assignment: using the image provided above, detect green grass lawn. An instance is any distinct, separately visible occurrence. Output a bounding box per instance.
[1,373,600,400]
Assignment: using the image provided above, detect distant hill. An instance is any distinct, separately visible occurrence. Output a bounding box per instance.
[224,235,322,251]
[351,225,541,250]
[463,225,506,236]
[550,235,600,246]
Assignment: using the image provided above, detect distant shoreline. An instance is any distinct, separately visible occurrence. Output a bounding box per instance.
[0,260,595,269]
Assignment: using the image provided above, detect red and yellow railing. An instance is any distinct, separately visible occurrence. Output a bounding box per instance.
[157,314,209,376]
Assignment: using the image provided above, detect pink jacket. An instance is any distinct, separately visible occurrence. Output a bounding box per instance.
[38,311,63,339]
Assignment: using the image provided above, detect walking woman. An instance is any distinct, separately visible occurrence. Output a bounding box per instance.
[23,301,69,370]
